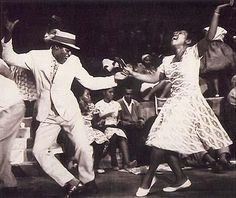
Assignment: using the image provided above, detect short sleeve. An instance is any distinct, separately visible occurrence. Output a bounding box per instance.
[117,102,122,111]
[157,55,174,74]
[190,44,199,59]
[157,63,165,74]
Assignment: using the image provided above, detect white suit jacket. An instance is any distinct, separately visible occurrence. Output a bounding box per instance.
[2,40,117,122]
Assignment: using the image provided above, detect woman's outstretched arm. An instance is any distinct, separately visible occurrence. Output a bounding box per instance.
[124,65,161,83]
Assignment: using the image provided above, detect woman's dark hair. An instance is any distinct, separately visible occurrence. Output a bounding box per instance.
[173,24,198,46]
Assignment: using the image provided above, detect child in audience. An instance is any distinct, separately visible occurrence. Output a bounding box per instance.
[95,87,137,170]
[78,88,109,174]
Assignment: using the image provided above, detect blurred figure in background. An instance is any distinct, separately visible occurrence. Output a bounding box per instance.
[200,26,236,97]
[223,75,236,157]
[0,59,25,196]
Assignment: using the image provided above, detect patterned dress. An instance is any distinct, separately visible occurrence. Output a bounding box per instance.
[81,103,108,145]
[10,66,38,101]
[146,45,232,154]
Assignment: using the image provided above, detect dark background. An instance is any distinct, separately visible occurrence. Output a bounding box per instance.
[0,0,236,100]
[1,1,235,64]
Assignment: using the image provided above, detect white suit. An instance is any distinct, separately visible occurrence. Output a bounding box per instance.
[1,39,117,186]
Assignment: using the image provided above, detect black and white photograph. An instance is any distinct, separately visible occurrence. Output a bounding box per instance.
[0,0,236,197]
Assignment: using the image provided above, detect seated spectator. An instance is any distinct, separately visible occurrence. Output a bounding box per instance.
[223,75,236,156]
[78,88,109,174]
[134,54,171,101]
[200,26,236,97]
[135,54,159,98]
[143,78,171,102]
[117,86,145,165]
[182,145,231,173]
[135,54,158,75]
[95,87,137,170]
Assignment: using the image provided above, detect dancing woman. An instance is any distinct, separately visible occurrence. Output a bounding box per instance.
[123,1,234,196]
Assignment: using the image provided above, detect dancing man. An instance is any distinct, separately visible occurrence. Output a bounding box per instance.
[1,17,124,198]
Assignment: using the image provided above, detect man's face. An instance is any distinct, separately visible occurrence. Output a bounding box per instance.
[124,88,133,103]
[53,45,72,64]
[104,88,114,102]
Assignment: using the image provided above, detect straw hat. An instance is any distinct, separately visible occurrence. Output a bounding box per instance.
[44,29,80,50]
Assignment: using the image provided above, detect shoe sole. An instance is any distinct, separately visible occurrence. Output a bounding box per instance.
[136,176,157,197]
[163,179,191,192]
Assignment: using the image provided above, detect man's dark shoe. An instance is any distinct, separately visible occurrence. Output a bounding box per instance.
[64,182,84,198]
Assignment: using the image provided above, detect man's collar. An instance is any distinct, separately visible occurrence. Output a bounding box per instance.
[122,97,134,106]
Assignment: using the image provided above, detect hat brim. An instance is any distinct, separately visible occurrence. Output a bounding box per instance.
[48,38,80,50]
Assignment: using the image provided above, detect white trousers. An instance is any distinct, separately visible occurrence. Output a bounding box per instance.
[33,111,94,186]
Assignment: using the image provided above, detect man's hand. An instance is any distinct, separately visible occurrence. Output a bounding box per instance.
[114,71,129,81]
[3,12,19,43]
[123,65,134,76]
[5,19,19,35]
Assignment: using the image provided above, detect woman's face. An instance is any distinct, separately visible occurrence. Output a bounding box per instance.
[171,30,189,46]
[231,75,236,87]
[143,55,152,66]
[82,89,91,103]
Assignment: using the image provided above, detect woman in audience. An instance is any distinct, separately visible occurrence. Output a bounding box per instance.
[123,1,233,196]
[78,88,109,174]
[135,54,172,101]
[95,87,137,170]
[223,75,236,157]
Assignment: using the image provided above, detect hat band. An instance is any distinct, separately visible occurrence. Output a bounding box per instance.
[53,35,76,45]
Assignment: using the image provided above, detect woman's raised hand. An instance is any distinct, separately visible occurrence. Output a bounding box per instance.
[216,0,234,11]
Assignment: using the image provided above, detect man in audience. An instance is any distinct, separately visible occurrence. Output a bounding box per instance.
[223,75,236,157]
[118,86,146,165]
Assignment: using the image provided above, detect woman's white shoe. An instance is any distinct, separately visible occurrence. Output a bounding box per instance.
[136,176,157,197]
[163,179,191,192]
